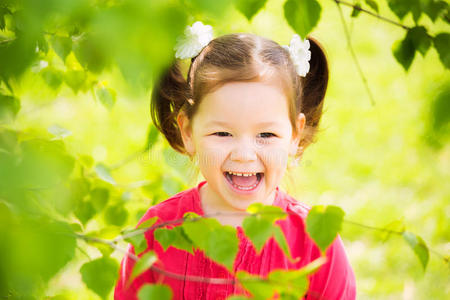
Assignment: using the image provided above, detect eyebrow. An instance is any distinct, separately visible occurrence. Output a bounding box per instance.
[206,121,281,127]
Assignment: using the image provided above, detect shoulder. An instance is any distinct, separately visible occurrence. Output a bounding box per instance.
[136,186,199,227]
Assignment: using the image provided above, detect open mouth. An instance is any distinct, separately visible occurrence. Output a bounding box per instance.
[223,171,264,191]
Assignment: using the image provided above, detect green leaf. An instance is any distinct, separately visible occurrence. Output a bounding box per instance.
[268,269,308,298]
[137,216,159,229]
[95,163,116,185]
[365,0,379,13]
[246,203,286,223]
[125,231,148,255]
[70,222,83,232]
[73,34,110,73]
[430,83,450,134]
[64,70,86,94]
[351,3,362,18]
[94,226,123,239]
[182,217,238,271]
[188,0,231,17]
[95,243,115,257]
[236,271,275,300]
[207,226,239,270]
[80,256,119,300]
[0,127,17,153]
[18,139,75,189]
[79,154,94,168]
[434,33,450,69]
[388,0,413,20]
[227,296,250,300]
[0,94,20,123]
[104,203,128,226]
[234,0,268,21]
[407,26,431,57]
[424,0,448,22]
[392,35,415,71]
[90,187,110,211]
[305,205,345,252]
[50,36,72,62]
[130,251,157,283]
[37,34,49,53]
[273,226,295,262]
[96,87,117,110]
[284,0,322,38]
[242,217,273,253]
[74,200,96,225]
[41,67,63,90]
[12,219,77,282]
[138,284,173,300]
[0,8,11,30]
[402,231,429,270]
[154,226,194,254]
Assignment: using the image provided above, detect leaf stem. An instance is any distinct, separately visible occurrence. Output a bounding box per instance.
[335,0,376,106]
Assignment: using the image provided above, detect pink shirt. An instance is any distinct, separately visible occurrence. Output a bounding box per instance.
[115,181,356,299]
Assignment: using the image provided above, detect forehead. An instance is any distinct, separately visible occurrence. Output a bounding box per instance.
[195,81,290,128]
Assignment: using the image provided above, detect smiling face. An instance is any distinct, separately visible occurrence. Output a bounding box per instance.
[177,80,305,212]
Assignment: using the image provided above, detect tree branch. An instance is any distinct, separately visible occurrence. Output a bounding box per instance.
[333,0,411,30]
[74,209,449,286]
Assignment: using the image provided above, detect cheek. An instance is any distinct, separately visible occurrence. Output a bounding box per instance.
[259,146,289,167]
[196,142,228,168]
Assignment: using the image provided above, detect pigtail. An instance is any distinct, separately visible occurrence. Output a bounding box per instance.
[297,37,329,151]
[150,60,192,155]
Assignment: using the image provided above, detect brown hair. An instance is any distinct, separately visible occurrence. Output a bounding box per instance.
[150,33,329,159]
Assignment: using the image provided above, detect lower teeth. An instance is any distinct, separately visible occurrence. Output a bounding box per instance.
[233,183,257,190]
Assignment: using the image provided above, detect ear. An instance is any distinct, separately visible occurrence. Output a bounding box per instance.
[289,113,306,156]
[177,110,196,156]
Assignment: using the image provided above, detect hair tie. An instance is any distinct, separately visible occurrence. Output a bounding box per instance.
[282,34,311,77]
[174,21,213,60]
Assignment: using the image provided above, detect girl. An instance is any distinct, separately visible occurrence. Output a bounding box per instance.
[115,22,356,299]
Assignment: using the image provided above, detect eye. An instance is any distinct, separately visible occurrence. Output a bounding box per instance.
[213,132,231,137]
[258,132,276,138]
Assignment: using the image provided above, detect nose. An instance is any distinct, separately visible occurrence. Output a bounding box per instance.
[230,138,257,162]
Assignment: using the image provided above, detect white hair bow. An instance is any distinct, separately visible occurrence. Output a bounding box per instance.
[282,34,311,77]
[174,21,214,59]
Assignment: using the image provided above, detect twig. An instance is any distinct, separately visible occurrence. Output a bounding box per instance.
[333,0,410,30]
[344,219,403,235]
[335,0,376,106]
[343,219,449,265]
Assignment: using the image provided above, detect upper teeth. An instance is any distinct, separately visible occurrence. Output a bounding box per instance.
[227,171,258,177]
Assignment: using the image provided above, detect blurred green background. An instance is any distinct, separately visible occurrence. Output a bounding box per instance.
[0,0,449,299]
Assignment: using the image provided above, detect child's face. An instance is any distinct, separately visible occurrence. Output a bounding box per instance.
[178,80,305,211]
